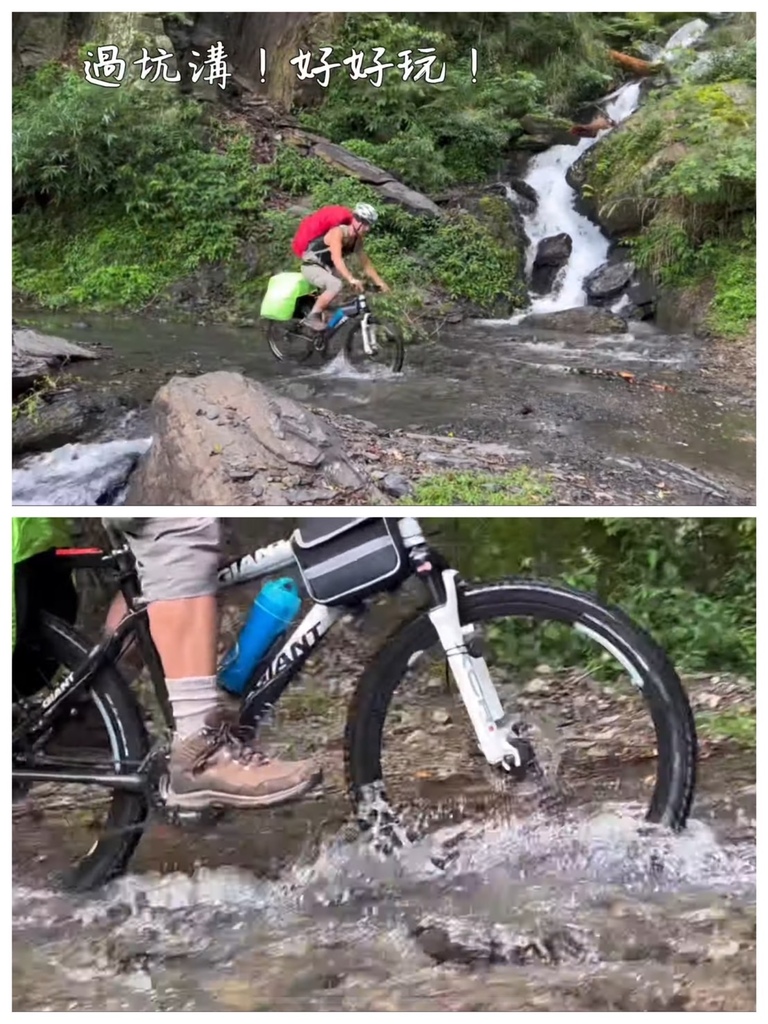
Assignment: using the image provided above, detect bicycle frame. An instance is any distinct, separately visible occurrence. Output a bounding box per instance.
[303,292,378,356]
[13,518,521,793]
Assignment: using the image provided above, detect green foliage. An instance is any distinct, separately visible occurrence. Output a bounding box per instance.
[12,66,273,311]
[13,66,202,209]
[408,468,552,506]
[585,78,755,336]
[690,40,756,85]
[417,212,525,309]
[302,13,614,192]
[697,710,756,749]
[431,517,756,680]
[705,236,756,337]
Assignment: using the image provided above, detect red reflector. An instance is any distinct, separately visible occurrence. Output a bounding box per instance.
[55,548,104,556]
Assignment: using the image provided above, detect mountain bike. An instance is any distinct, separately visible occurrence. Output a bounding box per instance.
[263,275,404,373]
[12,517,697,891]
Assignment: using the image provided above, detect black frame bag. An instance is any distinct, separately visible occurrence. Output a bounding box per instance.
[291,518,411,606]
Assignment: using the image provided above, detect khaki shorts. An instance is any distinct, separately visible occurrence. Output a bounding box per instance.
[101,517,221,602]
[301,261,343,296]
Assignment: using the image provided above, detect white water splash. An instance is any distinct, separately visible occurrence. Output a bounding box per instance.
[514,81,642,317]
[12,436,151,506]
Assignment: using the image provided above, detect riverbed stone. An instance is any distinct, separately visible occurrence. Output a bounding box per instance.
[518,306,629,335]
[585,260,636,302]
[12,325,99,396]
[531,233,573,294]
[125,371,387,506]
[12,391,115,455]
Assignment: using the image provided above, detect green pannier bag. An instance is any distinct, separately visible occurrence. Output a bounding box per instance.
[259,272,314,321]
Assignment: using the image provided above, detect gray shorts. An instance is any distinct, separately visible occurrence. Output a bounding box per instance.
[301,261,343,296]
[102,517,221,602]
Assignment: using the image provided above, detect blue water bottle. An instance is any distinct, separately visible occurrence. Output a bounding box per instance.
[218,578,302,695]
[327,308,347,330]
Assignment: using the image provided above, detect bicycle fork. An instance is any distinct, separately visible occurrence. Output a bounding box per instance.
[426,570,523,768]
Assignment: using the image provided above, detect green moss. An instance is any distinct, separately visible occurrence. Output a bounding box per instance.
[580,78,755,335]
[584,81,754,222]
[406,468,553,506]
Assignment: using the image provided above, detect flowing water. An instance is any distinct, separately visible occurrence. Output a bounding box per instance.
[12,753,756,1011]
[509,20,712,318]
[11,311,755,505]
[514,81,642,315]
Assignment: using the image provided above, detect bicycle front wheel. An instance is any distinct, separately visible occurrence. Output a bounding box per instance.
[13,614,150,891]
[345,580,697,837]
[345,320,404,373]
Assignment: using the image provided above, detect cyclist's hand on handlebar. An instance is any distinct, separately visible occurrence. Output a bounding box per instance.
[377,281,391,294]
[348,277,364,292]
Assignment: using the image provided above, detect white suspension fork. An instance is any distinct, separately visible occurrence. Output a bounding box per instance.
[360,313,378,355]
[426,570,519,767]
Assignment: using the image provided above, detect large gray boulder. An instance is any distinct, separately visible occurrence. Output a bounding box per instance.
[126,371,387,506]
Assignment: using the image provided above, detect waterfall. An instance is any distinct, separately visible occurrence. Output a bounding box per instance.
[507,19,713,319]
[513,81,642,316]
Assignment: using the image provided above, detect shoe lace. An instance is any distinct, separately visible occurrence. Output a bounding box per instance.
[191,721,269,774]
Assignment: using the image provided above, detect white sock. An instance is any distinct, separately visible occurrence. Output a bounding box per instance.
[167,676,220,738]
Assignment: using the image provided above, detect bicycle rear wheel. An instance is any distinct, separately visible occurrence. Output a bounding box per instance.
[12,614,150,891]
[345,579,697,842]
[265,319,325,364]
[345,320,404,373]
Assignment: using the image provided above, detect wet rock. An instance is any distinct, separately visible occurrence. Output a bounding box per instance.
[412,918,585,968]
[524,678,550,695]
[518,306,629,335]
[417,450,478,470]
[507,177,539,211]
[413,924,498,965]
[13,438,152,505]
[707,939,741,961]
[625,269,658,320]
[531,233,573,294]
[381,472,413,500]
[518,114,579,150]
[405,729,429,746]
[584,260,635,302]
[161,262,229,315]
[125,371,386,506]
[431,709,451,725]
[13,391,124,455]
[12,351,50,397]
[452,190,528,313]
[12,326,99,397]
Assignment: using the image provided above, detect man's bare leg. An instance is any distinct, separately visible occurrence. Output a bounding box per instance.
[101,517,321,809]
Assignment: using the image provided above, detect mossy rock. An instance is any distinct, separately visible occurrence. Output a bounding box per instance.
[569,79,755,237]
[517,114,579,149]
[445,191,528,315]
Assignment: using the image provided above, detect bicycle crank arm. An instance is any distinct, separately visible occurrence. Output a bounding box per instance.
[12,768,147,792]
[427,570,517,767]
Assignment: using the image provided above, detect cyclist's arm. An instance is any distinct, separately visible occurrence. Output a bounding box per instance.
[358,247,389,291]
[325,227,357,285]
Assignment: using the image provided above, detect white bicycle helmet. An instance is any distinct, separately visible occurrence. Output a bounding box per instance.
[353,202,378,226]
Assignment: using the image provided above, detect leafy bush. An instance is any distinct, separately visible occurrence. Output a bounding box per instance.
[690,40,756,85]
[432,517,756,679]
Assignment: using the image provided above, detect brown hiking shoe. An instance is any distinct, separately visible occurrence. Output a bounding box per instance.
[166,713,322,810]
[301,312,326,333]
